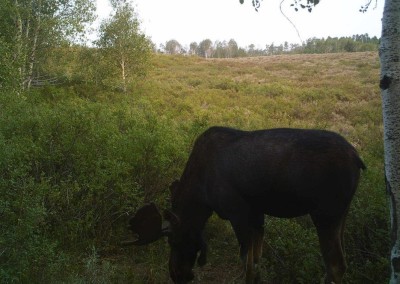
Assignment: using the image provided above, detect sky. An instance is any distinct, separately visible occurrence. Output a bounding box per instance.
[95,0,383,49]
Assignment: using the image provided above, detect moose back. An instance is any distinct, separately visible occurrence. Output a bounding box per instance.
[124,126,365,284]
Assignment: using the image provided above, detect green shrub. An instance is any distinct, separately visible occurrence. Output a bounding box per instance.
[0,89,188,281]
[0,52,388,283]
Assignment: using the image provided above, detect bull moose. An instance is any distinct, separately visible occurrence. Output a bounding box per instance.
[123,126,365,284]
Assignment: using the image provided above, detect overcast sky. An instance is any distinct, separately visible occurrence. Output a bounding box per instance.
[95,0,383,49]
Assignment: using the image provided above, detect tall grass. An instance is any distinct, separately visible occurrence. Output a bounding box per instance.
[0,52,387,283]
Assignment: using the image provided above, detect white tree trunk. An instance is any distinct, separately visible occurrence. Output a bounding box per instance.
[121,57,127,93]
[27,9,40,90]
[380,0,400,283]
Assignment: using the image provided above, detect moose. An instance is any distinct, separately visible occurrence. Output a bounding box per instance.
[123,126,365,284]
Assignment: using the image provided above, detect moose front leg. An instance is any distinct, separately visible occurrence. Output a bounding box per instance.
[231,220,253,283]
[245,239,255,284]
[244,227,264,284]
[231,219,264,284]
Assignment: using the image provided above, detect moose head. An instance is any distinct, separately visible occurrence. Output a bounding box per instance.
[122,182,208,284]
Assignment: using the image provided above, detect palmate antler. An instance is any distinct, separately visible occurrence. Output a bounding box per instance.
[123,203,165,246]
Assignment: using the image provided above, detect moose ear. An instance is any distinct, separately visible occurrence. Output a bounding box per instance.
[125,203,164,246]
[164,209,180,227]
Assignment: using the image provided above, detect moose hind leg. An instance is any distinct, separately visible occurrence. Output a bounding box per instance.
[312,215,347,284]
[245,240,255,284]
[244,229,264,284]
[253,226,264,283]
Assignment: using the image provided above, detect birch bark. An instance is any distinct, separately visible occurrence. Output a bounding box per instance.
[380,0,400,283]
[14,0,24,89]
[121,56,127,93]
[26,0,40,90]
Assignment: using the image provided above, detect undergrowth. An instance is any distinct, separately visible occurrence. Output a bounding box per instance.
[0,52,388,283]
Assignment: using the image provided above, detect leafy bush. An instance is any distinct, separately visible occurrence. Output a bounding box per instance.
[0,89,188,281]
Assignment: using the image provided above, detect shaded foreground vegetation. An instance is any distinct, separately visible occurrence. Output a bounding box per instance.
[1,52,388,283]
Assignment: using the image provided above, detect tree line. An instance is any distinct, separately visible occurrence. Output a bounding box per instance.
[161,34,379,58]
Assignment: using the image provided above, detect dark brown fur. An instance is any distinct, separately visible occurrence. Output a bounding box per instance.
[131,127,365,284]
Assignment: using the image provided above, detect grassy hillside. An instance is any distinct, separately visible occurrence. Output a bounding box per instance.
[0,52,388,283]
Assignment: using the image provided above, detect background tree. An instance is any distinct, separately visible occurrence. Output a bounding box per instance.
[0,0,96,91]
[198,38,213,58]
[213,40,228,58]
[248,43,256,56]
[266,42,276,55]
[165,39,183,54]
[96,0,153,92]
[189,41,198,55]
[228,38,239,57]
[158,43,166,53]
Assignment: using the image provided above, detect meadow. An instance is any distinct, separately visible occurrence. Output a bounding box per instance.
[0,51,388,283]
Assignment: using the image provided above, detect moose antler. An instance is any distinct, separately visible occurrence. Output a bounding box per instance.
[124,203,164,246]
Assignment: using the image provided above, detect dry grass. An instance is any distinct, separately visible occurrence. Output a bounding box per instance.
[142,52,382,152]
